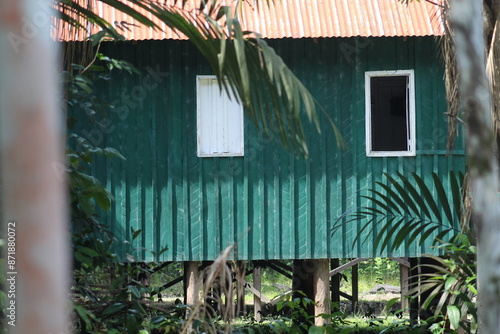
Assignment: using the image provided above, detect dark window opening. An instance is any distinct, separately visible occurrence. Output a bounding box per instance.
[370,76,409,152]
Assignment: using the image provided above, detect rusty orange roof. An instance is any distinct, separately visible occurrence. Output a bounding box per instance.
[55,0,444,41]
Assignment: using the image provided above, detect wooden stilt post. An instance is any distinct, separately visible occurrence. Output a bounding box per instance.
[137,262,151,300]
[236,260,246,316]
[352,264,359,314]
[409,257,419,323]
[391,257,411,313]
[400,262,409,311]
[183,261,199,333]
[330,259,341,311]
[253,263,262,321]
[292,259,315,324]
[184,261,199,306]
[314,259,331,326]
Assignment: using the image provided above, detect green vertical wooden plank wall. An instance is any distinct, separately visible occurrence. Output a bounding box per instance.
[86,36,465,262]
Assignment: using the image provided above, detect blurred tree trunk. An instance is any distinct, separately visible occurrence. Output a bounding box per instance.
[0,1,70,333]
[450,1,500,332]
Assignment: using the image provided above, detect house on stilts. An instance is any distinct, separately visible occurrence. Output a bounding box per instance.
[59,0,465,322]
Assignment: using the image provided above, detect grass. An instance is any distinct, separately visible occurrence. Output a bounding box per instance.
[219,315,426,333]
[338,317,427,333]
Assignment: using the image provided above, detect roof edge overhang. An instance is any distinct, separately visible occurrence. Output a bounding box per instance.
[54,0,445,42]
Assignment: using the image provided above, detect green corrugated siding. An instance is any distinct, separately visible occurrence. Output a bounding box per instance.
[85,37,465,262]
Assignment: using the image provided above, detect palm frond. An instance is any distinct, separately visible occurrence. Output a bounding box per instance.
[333,172,465,255]
[54,0,162,40]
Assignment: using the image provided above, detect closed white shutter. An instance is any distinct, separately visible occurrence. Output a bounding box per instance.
[197,76,244,157]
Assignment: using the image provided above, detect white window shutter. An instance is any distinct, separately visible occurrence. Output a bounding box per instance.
[197,76,244,157]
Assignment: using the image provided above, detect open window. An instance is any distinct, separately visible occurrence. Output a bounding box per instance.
[365,70,415,157]
[197,75,244,157]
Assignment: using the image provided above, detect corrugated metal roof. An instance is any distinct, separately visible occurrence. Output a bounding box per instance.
[55,0,444,41]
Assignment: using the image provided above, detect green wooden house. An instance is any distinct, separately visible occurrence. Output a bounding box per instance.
[68,0,465,319]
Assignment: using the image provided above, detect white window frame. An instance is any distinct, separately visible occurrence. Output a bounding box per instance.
[196,75,244,157]
[365,70,416,157]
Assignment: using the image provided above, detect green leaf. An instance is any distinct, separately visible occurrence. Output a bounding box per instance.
[103,302,125,315]
[308,326,324,334]
[449,171,463,218]
[103,147,126,160]
[74,251,91,264]
[384,297,400,312]
[444,276,457,290]
[467,284,478,295]
[107,329,122,334]
[75,81,92,94]
[74,304,95,330]
[78,194,95,215]
[447,305,460,330]
[95,0,159,32]
[78,247,99,258]
[57,1,124,40]
[88,31,106,46]
[132,229,142,240]
[150,315,166,325]
[128,285,141,299]
[421,283,444,309]
[93,189,112,211]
